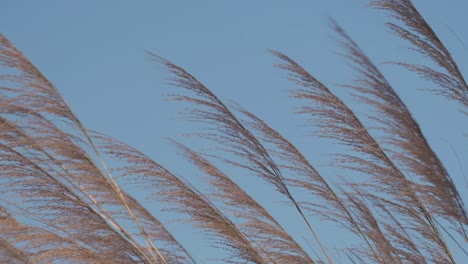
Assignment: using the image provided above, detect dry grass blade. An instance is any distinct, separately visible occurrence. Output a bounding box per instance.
[236,106,388,262]
[0,34,78,125]
[122,194,197,264]
[332,21,468,236]
[0,107,173,263]
[92,136,196,264]
[148,53,287,196]
[173,140,314,264]
[0,34,169,263]
[0,231,31,264]
[149,53,332,263]
[0,144,145,263]
[272,51,456,263]
[373,199,426,263]
[1,2,466,263]
[0,205,127,264]
[341,188,401,264]
[94,133,266,264]
[0,110,193,262]
[370,0,468,110]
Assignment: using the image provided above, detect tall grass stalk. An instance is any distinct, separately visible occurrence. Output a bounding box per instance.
[0,1,467,263]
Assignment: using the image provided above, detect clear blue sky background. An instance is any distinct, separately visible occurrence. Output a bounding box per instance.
[2,1,468,262]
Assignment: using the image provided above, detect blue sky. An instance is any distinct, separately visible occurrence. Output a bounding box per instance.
[2,1,468,262]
